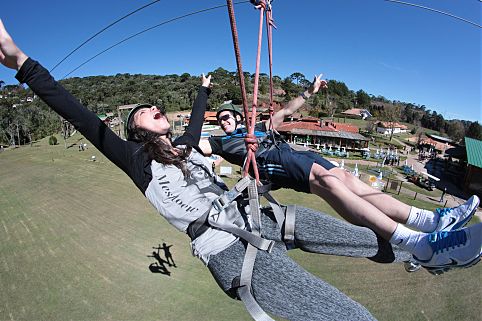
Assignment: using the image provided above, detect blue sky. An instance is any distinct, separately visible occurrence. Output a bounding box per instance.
[1,0,480,122]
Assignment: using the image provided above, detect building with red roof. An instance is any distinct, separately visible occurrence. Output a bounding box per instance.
[277,118,369,150]
[341,108,372,120]
[376,121,409,135]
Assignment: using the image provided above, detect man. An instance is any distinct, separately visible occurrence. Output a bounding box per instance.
[199,74,481,273]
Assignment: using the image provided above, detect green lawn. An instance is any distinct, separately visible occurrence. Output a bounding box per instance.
[0,133,480,321]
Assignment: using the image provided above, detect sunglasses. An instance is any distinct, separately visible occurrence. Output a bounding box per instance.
[218,114,234,123]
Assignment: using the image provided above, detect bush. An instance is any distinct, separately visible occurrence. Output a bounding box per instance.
[48,135,58,145]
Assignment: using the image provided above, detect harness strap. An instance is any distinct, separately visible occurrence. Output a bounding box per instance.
[233,179,275,321]
[212,176,275,251]
[211,179,274,251]
[284,205,296,246]
[234,245,275,321]
[261,191,296,245]
[187,177,250,241]
[261,192,284,228]
[212,176,251,212]
[187,211,209,241]
[209,218,274,251]
[188,176,275,251]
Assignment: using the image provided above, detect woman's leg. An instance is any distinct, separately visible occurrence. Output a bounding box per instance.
[328,166,411,223]
[292,206,412,263]
[208,241,376,321]
[309,163,398,240]
[253,244,376,321]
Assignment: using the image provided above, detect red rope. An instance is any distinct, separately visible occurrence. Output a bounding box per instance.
[225,0,276,181]
[226,0,260,182]
[265,7,276,130]
[251,5,264,116]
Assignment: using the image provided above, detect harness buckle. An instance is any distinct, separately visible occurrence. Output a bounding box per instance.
[212,197,228,213]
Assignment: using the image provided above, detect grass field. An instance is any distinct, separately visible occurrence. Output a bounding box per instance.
[0,133,480,321]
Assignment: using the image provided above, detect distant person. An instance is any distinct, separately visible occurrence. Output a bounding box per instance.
[2,19,481,320]
[440,187,447,203]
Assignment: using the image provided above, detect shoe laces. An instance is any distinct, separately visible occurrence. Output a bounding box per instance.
[436,207,453,217]
[428,230,467,254]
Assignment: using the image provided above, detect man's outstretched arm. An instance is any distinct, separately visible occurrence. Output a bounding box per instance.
[267,74,327,130]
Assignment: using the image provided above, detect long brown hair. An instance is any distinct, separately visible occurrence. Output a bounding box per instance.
[130,127,191,177]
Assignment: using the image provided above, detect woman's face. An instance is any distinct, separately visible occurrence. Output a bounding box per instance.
[217,110,237,134]
[133,106,170,135]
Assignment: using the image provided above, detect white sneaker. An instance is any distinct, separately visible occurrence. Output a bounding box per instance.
[435,195,480,232]
[414,223,482,275]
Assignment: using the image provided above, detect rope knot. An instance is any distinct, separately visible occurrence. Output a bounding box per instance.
[244,134,259,152]
[250,0,267,10]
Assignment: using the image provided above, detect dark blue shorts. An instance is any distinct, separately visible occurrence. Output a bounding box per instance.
[257,143,336,193]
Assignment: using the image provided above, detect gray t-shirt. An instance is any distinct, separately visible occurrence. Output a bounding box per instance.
[145,149,238,264]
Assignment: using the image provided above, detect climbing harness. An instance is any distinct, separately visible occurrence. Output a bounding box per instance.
[190,1,296,319]
[221,1,297,320]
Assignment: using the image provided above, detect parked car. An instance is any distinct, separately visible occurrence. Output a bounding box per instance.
[407,174,435,191]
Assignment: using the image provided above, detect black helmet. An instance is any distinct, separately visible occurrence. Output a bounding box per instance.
[125,103,158,141]
[216,102,243,121]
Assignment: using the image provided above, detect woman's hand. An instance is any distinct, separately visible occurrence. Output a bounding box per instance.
[201,73,212,88]
[0,19,28,71]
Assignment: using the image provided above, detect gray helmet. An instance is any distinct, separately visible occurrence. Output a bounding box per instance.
[125,103,159,141]
[216,102,243,121]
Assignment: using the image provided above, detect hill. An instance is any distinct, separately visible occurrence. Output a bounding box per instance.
[1,69,480,147]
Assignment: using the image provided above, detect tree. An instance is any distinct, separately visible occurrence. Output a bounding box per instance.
[466,121,482,140]
[327,80,350,97]
[281,77,300,101]
[355,89,371,107]
[324,96,337,118]
[365,120,376,134]
[446,120,465,142]
[289,72,305,85]
[180,73,190,82]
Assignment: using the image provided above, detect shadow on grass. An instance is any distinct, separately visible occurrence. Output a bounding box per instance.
[147,243,178,276]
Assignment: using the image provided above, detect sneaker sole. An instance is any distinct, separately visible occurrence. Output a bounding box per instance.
[423,253,481,276]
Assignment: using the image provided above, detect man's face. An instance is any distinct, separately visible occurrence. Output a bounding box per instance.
[217,111,237,134]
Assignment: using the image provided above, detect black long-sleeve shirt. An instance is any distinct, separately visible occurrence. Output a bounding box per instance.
[16,58,238,263]
[17,58,209,193]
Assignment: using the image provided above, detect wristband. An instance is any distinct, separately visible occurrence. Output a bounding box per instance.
[300,92,309,100]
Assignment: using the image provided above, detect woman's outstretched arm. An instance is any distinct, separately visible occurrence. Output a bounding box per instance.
[174,74,211,148]
[0,19,141,184]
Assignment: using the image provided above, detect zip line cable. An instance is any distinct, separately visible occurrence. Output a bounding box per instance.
[50,0,162,73]
[385,0,481,28]
[59,0,478,79]
[61,1,250,79]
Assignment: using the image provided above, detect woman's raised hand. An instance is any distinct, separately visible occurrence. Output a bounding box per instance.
[0,19,28,71]
[201,73,212,88]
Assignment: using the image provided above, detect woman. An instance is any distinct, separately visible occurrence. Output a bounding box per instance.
[0,20,479,321]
